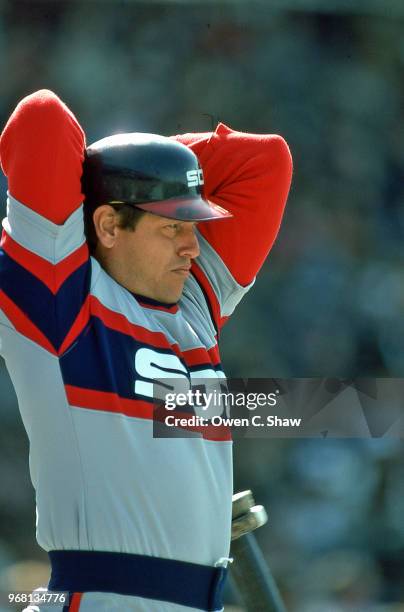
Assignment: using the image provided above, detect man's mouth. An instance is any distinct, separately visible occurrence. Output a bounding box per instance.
[172,267,191,277]
[172,262,191,274]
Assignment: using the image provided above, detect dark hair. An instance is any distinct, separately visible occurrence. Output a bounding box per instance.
[84,203,146,254]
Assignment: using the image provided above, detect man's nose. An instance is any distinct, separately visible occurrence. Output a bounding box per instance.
[177,225,200,259]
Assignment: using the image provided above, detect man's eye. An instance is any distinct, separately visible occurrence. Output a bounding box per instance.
[166,224,178,230]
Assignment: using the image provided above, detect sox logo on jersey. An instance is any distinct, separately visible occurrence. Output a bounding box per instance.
[134,347,226,417]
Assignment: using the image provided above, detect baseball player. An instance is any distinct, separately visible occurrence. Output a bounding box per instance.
[0,90,292,611]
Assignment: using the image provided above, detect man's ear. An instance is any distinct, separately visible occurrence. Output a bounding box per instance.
[93,205,120,249]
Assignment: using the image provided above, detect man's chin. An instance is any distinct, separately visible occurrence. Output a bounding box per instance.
[161,290,183,305]
[155,285,184,305]
[140,277,186,305]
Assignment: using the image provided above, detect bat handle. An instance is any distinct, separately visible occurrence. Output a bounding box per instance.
[230,533,287,612]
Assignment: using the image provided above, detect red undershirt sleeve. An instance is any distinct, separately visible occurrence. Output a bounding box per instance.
[172,123,293,288]
[0,90,89,355]
[0,89,85,224]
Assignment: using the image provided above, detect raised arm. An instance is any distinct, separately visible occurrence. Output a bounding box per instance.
[173,123,292,286]
[0,90,88,355]
[173,124,292,329]
[0,89,85,222]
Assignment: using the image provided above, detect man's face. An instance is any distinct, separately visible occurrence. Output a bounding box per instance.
[97,211,200,303]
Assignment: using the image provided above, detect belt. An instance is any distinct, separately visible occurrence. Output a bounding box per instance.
[48,550,227,611]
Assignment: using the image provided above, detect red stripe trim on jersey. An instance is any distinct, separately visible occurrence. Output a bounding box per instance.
[65,385,154,419]
[207,344,220,365]
[1,230,88,294]
[58,295,91,355]
[58,294,178,359]
[191,262,227,331]
[90,295,177,350]
[90,296,220,367]
[65,385,231,441]
[181,345,221,367]
[68,593,83,611]
[0,290,57,354]
[58,294,221,366]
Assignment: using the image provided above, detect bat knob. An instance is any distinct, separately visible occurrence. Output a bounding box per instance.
[231,490,268,540]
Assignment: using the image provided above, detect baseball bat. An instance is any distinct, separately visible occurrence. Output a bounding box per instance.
[230,490,287,612]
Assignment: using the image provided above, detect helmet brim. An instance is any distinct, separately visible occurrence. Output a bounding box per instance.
[134,196,233,222]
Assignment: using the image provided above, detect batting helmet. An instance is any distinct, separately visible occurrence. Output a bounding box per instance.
[81,133,232,221]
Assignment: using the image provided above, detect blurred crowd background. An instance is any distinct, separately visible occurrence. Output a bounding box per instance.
[0,1,403,610]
